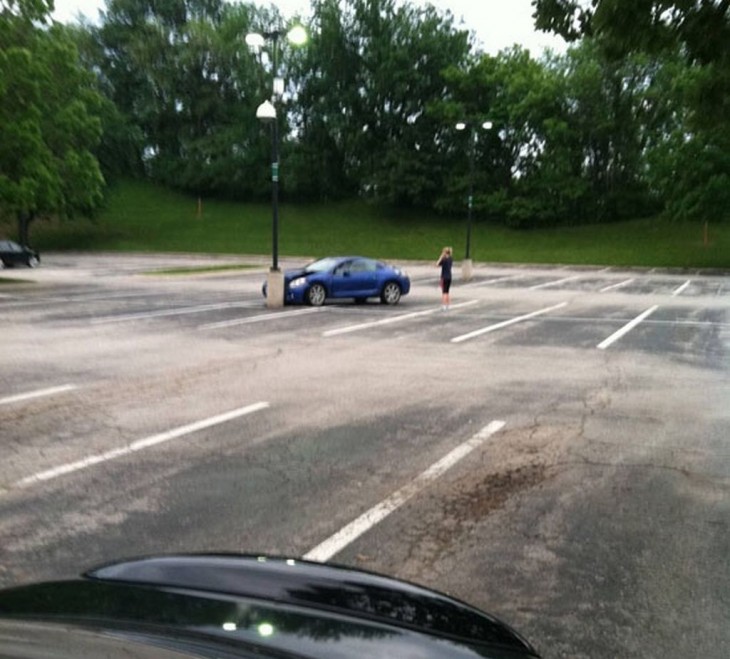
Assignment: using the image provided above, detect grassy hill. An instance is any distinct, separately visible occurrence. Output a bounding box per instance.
[14,179,730,269]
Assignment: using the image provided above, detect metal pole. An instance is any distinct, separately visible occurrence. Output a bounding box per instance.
[465,127,476,260]
[271,31,280,272]
[271,117,279,271]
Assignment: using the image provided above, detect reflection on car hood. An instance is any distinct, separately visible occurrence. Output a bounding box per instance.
[0,554,540,659]
[283,268,310,281]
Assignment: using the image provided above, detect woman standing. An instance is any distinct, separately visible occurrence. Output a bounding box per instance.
[437,246,453,310]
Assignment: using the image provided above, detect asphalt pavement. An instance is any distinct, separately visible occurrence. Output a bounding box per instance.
[1,253,728,658]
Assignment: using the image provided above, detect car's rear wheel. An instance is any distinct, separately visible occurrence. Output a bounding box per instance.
[380,281,402,305]
[306,283,327,306]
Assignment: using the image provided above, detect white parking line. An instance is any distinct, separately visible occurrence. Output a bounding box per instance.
[200,307,324,330]
[450,302,568,344]
[597,306,659,350]
[91,301,260,324]
[461,274,525,289]
[323,300,479,337]
[0,384,78,406]
[0,291,164,309]
[13,402,269,489]
[303,420,506,563]
[672,280,691,297]
[528,275,581,290]
[600,278,635,293]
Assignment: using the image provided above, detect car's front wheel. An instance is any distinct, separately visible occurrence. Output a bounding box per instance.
[380,281,402,305]
[306,283,327,306]
[27,256,39,268]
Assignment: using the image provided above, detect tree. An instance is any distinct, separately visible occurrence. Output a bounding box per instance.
[0,4,105,243]
[87,0,287,199]
[286,0,361,200]
[292,0,472,205]
[533,0,730,222]
[532,0,729,66]
[433,46,591,227]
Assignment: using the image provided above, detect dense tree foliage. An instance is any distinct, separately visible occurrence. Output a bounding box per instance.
[2,0,728,240]
[0,0,105,242]
[533,0,730,222]
[290,0,472,206]
[83,0,275,197]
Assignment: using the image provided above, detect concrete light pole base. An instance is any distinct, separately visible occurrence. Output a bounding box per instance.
[266,269,285,309]
[461,258,474,281]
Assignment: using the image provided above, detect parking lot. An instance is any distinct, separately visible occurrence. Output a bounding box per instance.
[1,253,729,658]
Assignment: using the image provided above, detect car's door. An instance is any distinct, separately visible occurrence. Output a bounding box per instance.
[330,259,379,298]
[330,260,357,297]
[347,258,379,296]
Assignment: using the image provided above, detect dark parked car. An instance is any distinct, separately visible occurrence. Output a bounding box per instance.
[263,256,411,306]
[0,554,540,659]
[0,240,40,268]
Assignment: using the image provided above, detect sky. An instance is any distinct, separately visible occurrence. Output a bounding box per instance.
[51,0,566,56]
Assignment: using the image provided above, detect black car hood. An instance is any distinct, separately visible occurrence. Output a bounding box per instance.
[0,554,540,659]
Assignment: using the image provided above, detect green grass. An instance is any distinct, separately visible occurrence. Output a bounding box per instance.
[12,179,730,270]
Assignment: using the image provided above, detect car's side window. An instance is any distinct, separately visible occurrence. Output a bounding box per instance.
[334,262,351,276]
[351,259,375,273]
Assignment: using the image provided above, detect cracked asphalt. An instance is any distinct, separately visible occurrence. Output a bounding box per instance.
[1,253,728,658]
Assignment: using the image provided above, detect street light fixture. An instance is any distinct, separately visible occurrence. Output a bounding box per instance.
[246,25,308,308]
[456,120,493,281]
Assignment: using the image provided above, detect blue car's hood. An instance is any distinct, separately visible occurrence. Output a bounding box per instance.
[284,268,309,282]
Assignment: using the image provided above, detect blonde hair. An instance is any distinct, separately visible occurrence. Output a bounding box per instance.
[443,246,452,255]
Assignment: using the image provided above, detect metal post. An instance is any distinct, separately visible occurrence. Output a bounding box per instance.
[465,127,476,261]
[264,30,285,308]
[249,26,306,309]
[270,31,280,273]
[271,117,279,271]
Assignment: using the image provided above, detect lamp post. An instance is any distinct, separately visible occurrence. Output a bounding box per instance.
[246,25,307,308]
[456,120,492,281]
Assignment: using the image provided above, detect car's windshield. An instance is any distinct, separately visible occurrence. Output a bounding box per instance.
[304,257,342,273]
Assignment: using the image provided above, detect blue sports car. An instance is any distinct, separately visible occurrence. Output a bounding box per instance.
[263,256,411,306]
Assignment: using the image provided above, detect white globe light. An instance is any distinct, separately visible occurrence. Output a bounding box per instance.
[287,25,308,46]
[256,100,277,122]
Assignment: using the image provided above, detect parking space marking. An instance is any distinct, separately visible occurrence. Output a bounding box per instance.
[461,274,525,289]
[672,280,691,297]
[600,278,635,293]
[450,302,569,344]
[0,291,173,310]
[0,384,78,407]
[200,307,324,330]
[304,420,506,562]
[12,402,270,490]
[597,305,659,350]
[528,275,581,290]
[322,300,479,337]
[91,301,260,324]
